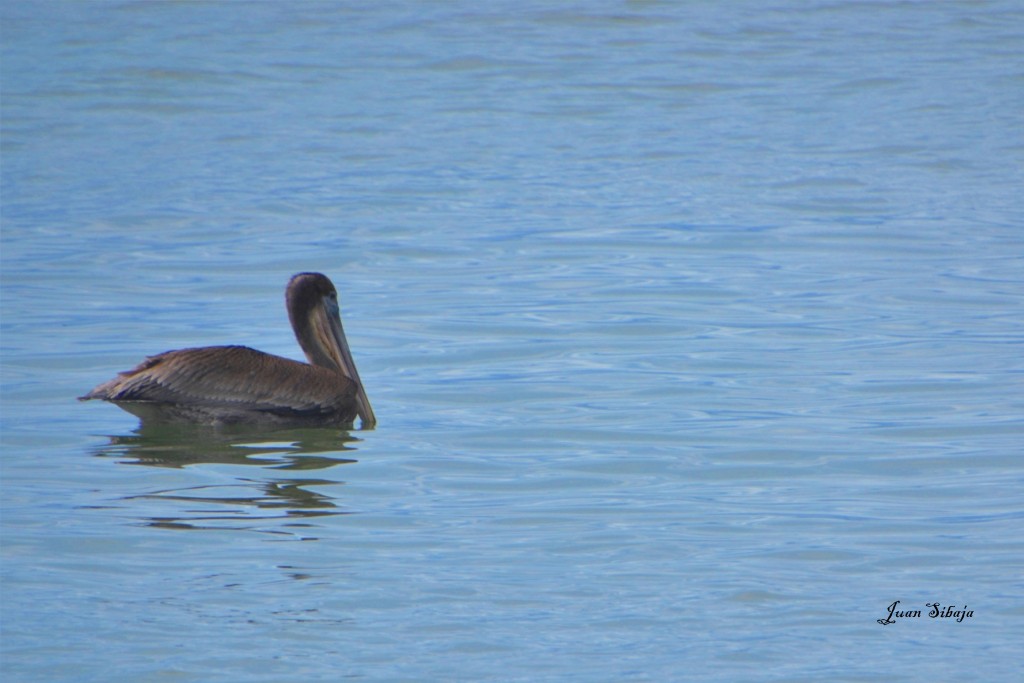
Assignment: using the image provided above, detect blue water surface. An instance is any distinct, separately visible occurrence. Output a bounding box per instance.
[2,1,1023,681]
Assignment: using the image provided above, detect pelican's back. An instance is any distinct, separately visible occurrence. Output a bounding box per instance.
[81,346,359,426]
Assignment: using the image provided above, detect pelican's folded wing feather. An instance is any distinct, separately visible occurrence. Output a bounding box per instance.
[80,346,356,417]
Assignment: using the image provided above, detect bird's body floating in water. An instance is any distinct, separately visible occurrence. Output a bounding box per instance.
[80,272,376,429]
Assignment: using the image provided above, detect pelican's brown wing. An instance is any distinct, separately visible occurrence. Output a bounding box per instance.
[81,345,358,423]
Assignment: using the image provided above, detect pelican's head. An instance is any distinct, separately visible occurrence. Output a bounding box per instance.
[287,272,376,429]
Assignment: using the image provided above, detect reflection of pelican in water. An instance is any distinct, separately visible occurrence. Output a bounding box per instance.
[88,425,360,534]
[80,273,376,429]
[89,423,360,470]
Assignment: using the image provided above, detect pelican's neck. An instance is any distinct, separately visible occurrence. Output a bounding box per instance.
[284,273,376,428]
[287,294,338,371]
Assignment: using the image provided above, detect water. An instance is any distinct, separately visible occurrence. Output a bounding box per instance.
[2,1,1023,680]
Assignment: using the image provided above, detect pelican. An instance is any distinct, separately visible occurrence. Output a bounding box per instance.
[80,272,376,429]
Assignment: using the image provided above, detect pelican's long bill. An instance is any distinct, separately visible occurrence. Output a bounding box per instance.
[315,293,377,428]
